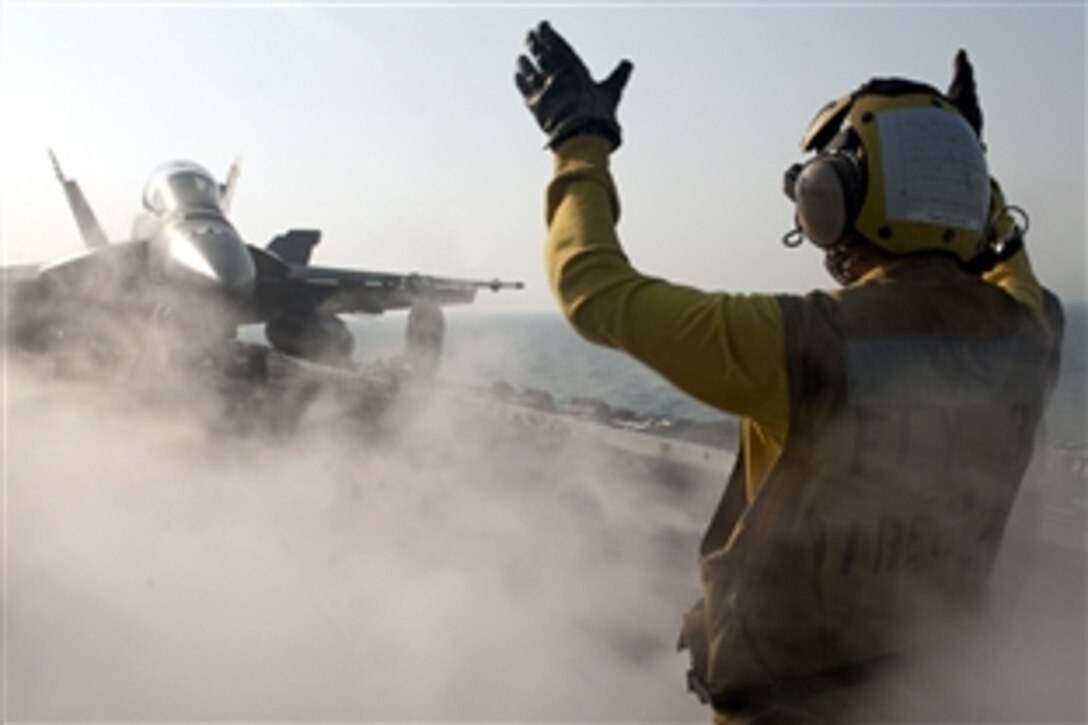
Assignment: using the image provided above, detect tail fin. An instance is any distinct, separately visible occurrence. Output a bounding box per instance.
[220,156,242,214]
[49,149,109,248]
[267,229,321,266]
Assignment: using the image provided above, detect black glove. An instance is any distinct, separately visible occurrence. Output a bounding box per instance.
[515,21,633,150]
[946,49,983,138]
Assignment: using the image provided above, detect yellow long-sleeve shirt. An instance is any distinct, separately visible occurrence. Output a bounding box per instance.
[544,135,1047,500]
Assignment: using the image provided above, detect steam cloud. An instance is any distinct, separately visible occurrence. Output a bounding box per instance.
[3,328,1083,722]
[3,342,717,722]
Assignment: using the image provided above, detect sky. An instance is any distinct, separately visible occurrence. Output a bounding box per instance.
[1,1,1084,313]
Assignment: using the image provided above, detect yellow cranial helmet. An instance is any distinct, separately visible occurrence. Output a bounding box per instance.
[785,79,991,263]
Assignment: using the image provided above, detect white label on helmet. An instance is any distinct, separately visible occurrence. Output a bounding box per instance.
[877,107,989,231]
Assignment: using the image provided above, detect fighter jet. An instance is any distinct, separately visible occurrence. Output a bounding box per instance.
[3,152,523,364]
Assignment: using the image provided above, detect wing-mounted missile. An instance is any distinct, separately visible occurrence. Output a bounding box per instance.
[313,270,526,314]
[484,278,525,293]
[405,274,525,305]
[434,276,524,294]
[49,149,110,249]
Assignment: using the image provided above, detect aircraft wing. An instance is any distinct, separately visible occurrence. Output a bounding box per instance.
[1,264,46,317]
[1,263,43,286]
[36,239,148,296]
[1,266,42,342]
[285,265,523,315]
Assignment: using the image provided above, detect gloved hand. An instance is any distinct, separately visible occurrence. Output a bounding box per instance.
[515,21,633,150]
[946,49,983,138]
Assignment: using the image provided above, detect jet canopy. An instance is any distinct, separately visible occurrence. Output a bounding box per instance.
[143,161,222,214]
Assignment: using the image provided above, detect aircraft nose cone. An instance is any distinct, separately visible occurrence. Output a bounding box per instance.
[208,245,256,298]
[166,224,256,299]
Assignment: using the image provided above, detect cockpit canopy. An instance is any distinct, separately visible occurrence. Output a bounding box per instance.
[143,161,222,215]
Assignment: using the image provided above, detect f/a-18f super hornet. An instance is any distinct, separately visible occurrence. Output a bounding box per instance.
[3,152,523,364]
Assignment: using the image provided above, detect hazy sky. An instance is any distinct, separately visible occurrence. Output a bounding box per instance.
[2,2,1084,312]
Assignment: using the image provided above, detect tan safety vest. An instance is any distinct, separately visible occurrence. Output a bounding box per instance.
[681,258,1060,701]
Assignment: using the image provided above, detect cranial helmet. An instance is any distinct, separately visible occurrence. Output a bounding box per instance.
[784,78,991,263]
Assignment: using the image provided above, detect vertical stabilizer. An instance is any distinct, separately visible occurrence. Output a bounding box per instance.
[49,149,109,248]
[220,156,242,214]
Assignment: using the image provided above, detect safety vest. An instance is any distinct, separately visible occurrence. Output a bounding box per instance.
[680,257,1060,700]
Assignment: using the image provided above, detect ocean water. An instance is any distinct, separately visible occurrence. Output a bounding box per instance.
[343,300,1087,444]
[350,312,728,421]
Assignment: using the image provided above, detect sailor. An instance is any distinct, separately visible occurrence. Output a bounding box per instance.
[515,22,1063,722]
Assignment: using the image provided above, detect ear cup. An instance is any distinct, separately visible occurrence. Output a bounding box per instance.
[792,153,865,248]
